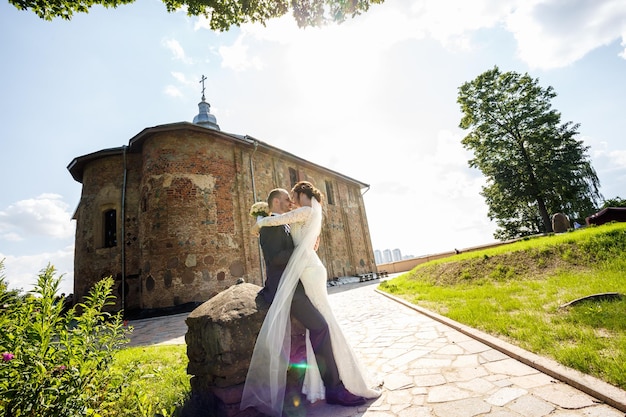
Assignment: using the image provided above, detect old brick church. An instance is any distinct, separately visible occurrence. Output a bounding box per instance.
[67,91,376,313]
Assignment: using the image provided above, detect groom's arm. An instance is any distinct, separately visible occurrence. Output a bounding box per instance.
[260,226,293,267]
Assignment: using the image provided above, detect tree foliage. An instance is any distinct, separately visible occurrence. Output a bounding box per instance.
[457,66,602,240]
[9,0,384,30]
[602,196,626,208]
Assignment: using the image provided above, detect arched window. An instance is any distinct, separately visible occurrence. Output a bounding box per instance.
[289,167,299,188]
[325,180,335,205]
[103,209,117,248]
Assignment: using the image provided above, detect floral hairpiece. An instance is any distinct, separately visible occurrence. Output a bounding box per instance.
[249,201,269,218]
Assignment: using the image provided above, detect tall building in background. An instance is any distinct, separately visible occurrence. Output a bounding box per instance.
[376,248,415,263]
[374,250,383,264]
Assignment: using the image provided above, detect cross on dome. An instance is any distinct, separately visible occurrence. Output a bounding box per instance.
[200,75,207,101]
[193,74,220,131]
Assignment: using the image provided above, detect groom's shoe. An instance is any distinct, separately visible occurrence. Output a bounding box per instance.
[326,384,366,406]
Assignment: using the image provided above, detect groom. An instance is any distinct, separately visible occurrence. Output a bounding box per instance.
[258,188,366,407]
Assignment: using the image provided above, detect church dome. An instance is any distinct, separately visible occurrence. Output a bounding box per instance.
[193,99,220,131]
[193,75,220,130]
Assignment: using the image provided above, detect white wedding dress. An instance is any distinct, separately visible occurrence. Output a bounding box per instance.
[240,199,382,417]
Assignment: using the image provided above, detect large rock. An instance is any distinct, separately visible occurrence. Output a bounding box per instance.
[552,213,571,233]
[183,282,306,417]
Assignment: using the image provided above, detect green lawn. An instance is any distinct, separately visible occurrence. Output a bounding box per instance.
[378,222,626,390]
[110,345,190,417]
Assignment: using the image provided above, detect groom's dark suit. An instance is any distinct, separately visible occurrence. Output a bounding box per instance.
[258,220,341,390]
[259,222,294,303]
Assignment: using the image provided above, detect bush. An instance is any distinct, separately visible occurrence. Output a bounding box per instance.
[0,261,130,416]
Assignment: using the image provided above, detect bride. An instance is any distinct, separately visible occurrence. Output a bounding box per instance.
[241,181,382,417]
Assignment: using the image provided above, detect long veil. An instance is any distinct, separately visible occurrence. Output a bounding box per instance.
[240,201,321,417]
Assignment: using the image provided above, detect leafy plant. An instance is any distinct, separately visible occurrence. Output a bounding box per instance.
[0,263,130,416]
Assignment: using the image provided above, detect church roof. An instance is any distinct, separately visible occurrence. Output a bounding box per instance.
[69,78,367,187]
[67,122,369,189]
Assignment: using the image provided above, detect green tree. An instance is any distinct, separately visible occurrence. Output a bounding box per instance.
[8,0,384,30]
[602,196,626,208]
[457,66,602,240]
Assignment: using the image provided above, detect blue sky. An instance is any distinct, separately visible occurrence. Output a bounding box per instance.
[1,0,626,295]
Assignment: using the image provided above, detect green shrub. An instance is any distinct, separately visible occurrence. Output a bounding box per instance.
[0,262,130,416]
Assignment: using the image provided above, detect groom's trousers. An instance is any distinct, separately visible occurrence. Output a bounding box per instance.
[290,281,341,389]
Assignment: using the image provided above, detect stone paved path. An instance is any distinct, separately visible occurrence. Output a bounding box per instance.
[127,280,626,417]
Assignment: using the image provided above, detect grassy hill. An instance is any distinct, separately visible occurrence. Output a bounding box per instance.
[379,222,626,390]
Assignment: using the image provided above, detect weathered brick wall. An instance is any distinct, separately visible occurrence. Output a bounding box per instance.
[73,155,124,308]
[137,132,253,309]
[248,149,376,280]
[73,126,376,312]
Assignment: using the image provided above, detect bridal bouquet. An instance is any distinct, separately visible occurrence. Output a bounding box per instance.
[249,201,269,218]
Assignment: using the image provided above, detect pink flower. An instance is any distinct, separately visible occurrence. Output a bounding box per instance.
[53,364,67,374]
[2,352,14,362]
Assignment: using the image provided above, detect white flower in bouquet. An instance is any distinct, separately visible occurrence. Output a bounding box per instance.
[250,201,269,218]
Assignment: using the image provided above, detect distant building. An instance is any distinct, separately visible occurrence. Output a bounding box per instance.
[374,250,383,265]
[392,248,402,262]
[383,249,393,264]
[67,89,377,313]
[586,207,626,226]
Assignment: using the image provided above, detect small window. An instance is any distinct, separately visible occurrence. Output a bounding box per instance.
[289,167,298,188]
[325,181,335,205]
[104,209,117,248]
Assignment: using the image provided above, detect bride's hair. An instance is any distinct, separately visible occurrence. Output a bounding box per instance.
[292,181,323,203]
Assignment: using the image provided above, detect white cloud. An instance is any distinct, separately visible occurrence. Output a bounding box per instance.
[194,15,216,31]
[219,37,264,71]
[587,137,626,171]
[608,149,626,167]
[198,0,626,73]
[171,71,189,83]
[1,232,23,242]
[1,246,74,296]
[402,0,626,69]
[162,38,193,64]
[0,194,74,242]
[361,128,496,256]
[216,0,508,72]
[407,0,512,49]
[620,36,626,59]
[164,71,204,98]
[507,0,626,69]
[164,85,184,98]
